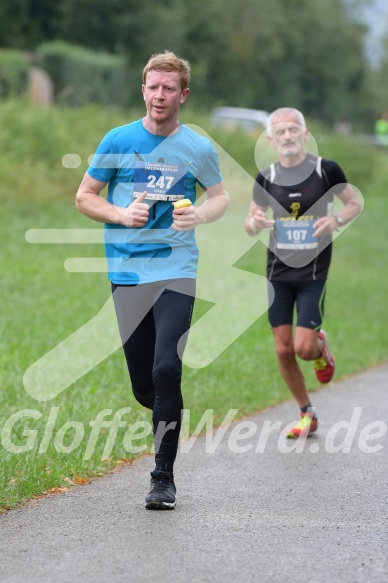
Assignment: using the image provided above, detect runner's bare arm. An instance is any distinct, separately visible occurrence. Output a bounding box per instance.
[335,184,363,223]
[244,201,274,236]
[172,180,229,231]
[75,173,150,228]
[313,184,362,236]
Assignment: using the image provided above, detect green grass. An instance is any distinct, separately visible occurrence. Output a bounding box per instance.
[0,100,387,511]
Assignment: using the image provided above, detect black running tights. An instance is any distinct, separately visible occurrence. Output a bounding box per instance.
[112,279,196,472]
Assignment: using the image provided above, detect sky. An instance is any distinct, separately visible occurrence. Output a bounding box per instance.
[363,0,388,65]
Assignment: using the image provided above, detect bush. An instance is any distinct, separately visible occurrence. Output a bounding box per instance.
[0,50,30,98]
[36,41,129,108]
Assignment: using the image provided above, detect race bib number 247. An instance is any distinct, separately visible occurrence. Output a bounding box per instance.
[133,161,186,202]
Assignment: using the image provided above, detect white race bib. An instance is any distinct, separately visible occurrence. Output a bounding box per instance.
[133,161,186,201]
[276,218,318,250]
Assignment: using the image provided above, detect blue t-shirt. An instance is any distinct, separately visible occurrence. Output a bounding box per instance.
[87,119,222,284]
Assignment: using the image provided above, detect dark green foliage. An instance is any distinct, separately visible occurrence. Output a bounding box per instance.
[0,0,387,128]
[36,41,129,107]
[0,50,30,97]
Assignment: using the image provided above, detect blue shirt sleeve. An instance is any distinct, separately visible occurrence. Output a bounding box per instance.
[87,131,117,183]
[197,142,222,189]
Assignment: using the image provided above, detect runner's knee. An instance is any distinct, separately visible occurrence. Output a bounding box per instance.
[294,341,316,361]
[133,388,156,410]
[153,361,181,392]
[275,342,295,361]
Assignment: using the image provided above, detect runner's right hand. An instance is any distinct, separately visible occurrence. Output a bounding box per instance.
[116,191,150,228]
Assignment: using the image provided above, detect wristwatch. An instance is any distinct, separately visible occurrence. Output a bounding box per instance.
[334,215,344,226]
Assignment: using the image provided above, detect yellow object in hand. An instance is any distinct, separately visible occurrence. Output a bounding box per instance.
[173,199,192,209]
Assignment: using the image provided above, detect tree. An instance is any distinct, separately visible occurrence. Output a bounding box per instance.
[0,0,381,128]
[0,0,59,49]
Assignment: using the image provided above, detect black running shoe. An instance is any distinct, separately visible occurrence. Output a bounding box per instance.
[145,470,176,510]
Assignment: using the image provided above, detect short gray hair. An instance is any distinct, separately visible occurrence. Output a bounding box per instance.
[266,107,306,136]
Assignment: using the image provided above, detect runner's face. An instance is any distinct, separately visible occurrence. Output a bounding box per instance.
[142,70,189,125]
[268,114,308,160]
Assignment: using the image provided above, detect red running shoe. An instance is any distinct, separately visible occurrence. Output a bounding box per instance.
[287,412,318,438]
[314,329,335,383]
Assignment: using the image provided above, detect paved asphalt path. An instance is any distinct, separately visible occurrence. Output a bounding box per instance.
[1,365,387,583]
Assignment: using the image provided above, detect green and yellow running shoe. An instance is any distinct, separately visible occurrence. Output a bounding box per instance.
[287,412,318,438]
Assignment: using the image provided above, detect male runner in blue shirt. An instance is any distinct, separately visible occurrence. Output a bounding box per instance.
[76,51,229,509]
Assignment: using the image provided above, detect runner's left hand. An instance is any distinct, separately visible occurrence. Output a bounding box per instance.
[313,216,338,237]
[171,205,200,231]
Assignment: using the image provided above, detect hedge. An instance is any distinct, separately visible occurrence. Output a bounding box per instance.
[36,41,129,107]
[0,50,30,98]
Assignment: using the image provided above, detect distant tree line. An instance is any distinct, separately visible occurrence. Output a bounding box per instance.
[0,0,387,129]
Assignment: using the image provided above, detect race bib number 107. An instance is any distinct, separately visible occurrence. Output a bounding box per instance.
[133,161,186,201]
[276,218,318,250]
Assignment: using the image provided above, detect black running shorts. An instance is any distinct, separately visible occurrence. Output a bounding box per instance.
[268,279,327,330]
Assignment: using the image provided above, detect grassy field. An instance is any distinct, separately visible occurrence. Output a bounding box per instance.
[0,101,387,511]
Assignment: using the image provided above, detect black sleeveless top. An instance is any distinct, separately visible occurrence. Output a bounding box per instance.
[253,154,347,281]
